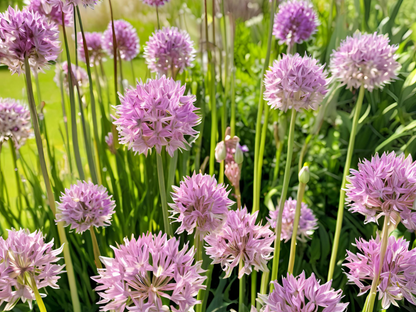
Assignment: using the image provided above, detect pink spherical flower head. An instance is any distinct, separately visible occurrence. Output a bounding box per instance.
[77,32,105,65]
[264,53,328,112]
[204,207,275,279]
[54,61,88,94]
[170,173,234,238]
[257,271,348,312]
[56,181,116,234]
[344,235,416,309]
[25,0,73,26]
[102,20,140,62]
[346,152,416,230]
[144,27,196,77]
[92,232,206,312]
[0,229,64,310]
[0,98,32,149]
[141,0,170,7]
[0,7,60,74]
[268,197,318,242]
[330,32,400,91]
[113,76,200,157]
[273,0,319,48]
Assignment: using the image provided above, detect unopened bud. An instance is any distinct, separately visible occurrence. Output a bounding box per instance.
[234,143,244,164]
[215,141,226,162]
[299,166,310,184]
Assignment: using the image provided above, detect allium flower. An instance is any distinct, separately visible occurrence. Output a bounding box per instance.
[102,20,140,62]
[92,232,206,312]
[268,197,318,242]
[25,0,73,26]
[0,7,60,74]
[264,53,328,112]
[258,272,348,312]
[77,32,105,65]
[141,0,170,6]
[144,27,196,77]
[113,76,200,157]
[170,173,233,238]
[346,152,416,230]
[54,61,88,93]
[205,207,275,278]
[0,98,31,149]
[344,235,416,309]
[56,181,116,234]
[273,0,318,47]
[0,229,64,310]
[330,32,400,91]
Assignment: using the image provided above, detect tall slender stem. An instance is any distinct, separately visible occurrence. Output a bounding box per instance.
[256,103,270,200]
[270,109,297,288]
[29,274,47,312]
[156,152,173,236]
[363,216,389,312]
[90,227,102,269]
[108,0,118,105]
[58,68,73,174]
[229,15,236,137]
[253,0,277,212]
[166,151,178,202]
[328,85,365,281]
[258,271,270,309]
[9,140,22,211]
[24,58,80,312]
[287,182,307,274]
[156,6,160,30]
[208,0,217,177]
[62,14,85,180]
[239,259,245,312]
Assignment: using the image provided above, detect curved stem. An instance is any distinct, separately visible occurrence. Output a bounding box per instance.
[253,0,277,212]
[90,227,102,269]
[328,85,365,281]
[156,152,173,236]
[363,216,389,312]
[270,109,297,288]
[287,182,306,274]
[24,58,80,312]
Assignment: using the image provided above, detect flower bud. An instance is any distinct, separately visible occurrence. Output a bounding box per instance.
[234,143,244,164]
[299,166,310,184]
[215,141,226,162]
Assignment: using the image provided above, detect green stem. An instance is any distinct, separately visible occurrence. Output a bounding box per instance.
[258,271,270,309]
[208,0,217,177]
[9,139,22,211]
[272,142,283,186]
[90,227,102,269]
[166,151,178,202]
[239,259,245,312]
[251,271,257,307]
[76,6,102,185]
[30,274,47,312]
[156,5,160,29]
[156,152,173,236]
[363,216,389,312]
[328,85,365,281]
[34,73,42,108]
[229,16,236,137]
[270,109,297,288]
[61,14,85,180]
[287,182,307,274]
[253,0,277,212]
[24,57,80,312]
[199,264,213,312]
[255,103,270,207]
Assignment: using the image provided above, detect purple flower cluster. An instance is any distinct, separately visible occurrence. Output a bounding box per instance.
[56,181,116,234]
[92,232,206,311]
[258,272,348,311]
[54,61,89,93]
[344,235,416,309]
[346,152,416,230]
[170,173,233,238]
[0,98,32,149]
[264,53,328,112]
[77,32,105,65]
[25,0,73,26]
[102,20,140,62]
[268,197,318,242]
[273,0,319,47]
[330,32,400,91]
[113,76,200,157]
[141,0,170,7]
[205,207,275,279]
[144,27,196,77]
[0,7,60,74]
[0,229,64,310]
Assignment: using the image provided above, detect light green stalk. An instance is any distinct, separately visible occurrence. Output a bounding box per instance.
[239,259,245,312]
[156,151,173,237]
[90,227,102,269]
[328,85,365,281]
[208,0,217,177]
